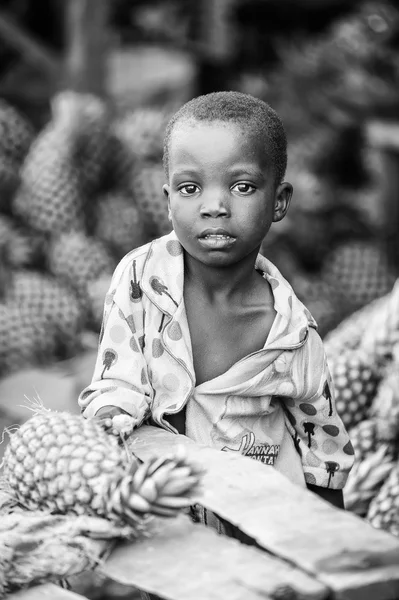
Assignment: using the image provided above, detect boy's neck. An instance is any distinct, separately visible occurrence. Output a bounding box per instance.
[183,249,261,303]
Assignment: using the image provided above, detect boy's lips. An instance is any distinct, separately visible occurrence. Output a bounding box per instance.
[198,228,236,249]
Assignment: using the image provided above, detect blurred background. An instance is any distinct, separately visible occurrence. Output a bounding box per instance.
[1,0,399,596]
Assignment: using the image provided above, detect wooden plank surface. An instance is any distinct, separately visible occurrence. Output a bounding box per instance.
[103,514,328,600]
[128,426,399,600]
[9,583,88,600]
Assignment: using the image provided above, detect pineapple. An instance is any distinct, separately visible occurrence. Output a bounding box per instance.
[367,461,399,537]
[344,443,393,517]
[131,162,172,239]
[47,231,116,328]
[0,304,52,376]
[0,99,35,165]
[48,231,115,295]
[322,240,396,312]
[51,91,114,198]
[328,350,381,432]
[1,407,202,527]
[324,293,388,356]
[94,191,149,259]
[0,100,34,206]
[13,125,84,234]
[349,419,382,463]
[344,388,399,518]
[4,270,84,358]
[11,90,118,234]
[324,279,399,368]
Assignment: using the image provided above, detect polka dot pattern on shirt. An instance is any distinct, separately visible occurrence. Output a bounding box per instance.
[166,239,183,256]
[167,321,182,341]
[162,373,180,392]
[152,338,164,358]
[299,403,317,416]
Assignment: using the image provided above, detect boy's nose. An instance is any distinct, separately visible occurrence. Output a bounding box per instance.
[200,195,229,218]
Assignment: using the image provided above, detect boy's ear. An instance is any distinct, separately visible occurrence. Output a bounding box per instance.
[163,184,172,221]
[273,182,293,223]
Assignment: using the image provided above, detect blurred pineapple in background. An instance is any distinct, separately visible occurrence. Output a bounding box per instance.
[12,94,86,235]
[94,191,149,260]
[328,350,381,432]
[322,239,397,313]
[47,231,116,330]
[344,358,399,522]
[0,91,175,379]
[115,106,173,239]
[0,99,35,211]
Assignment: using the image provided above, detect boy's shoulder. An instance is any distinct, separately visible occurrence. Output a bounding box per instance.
[255,252,318,331]
[110,231,182,288]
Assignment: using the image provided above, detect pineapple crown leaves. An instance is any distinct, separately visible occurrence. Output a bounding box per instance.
[118,446,204,521]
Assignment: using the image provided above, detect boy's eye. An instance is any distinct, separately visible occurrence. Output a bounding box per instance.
[179,184,199,196]
[231,182,256,195]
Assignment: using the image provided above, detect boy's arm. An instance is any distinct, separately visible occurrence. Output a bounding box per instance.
[78,297,152,427]
[283,328,355,501]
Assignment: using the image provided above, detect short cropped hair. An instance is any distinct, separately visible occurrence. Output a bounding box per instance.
[163,91,287,183]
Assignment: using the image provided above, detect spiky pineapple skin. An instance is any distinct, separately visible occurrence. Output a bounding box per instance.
[4,270,84,357]
[2,411,127,520]
[322,240,396,311]
[0,99,34,207]
[13,125,84,234]
[47,231,116,328]
[0,304,52,376]
[349,419,380,463]
[328,350,380,432]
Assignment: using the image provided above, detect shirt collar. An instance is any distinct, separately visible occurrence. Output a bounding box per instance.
[141,232,317,341]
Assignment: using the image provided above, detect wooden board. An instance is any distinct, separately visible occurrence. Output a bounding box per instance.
[128,426,399,600]
[103,514,328,600]
[9,583,88,600]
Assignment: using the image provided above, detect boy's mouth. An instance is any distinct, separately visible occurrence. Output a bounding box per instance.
[198,229,236,249]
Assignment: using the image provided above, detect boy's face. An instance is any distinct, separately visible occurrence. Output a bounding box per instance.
[163,120,292,268]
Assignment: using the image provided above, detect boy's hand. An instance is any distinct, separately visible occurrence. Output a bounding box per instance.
[95,406,132,436]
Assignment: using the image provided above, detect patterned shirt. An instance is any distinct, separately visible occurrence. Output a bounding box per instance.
[79,231,354,489]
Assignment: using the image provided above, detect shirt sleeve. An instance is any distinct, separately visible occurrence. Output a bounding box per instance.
[283,328,355,490]
[78,287,153,425]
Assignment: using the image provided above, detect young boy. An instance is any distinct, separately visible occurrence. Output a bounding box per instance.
[79,91,354,510]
